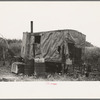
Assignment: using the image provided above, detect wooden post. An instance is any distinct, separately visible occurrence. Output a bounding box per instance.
[61,44,66,74]
[33,43,35,58]
[3,47,5,65]
[72,58,75,72]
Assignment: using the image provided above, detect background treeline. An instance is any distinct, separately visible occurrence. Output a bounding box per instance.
[0,39,22,61]
[0,38,100,68]
[83,41,100,70]
[7,39,22,56]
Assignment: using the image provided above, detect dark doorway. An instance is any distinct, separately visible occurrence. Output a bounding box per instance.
[68,43,75,60]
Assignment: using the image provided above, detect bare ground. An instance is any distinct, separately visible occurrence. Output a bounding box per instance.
[0,65,100,82]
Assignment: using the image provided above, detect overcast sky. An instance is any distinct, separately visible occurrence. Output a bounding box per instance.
[0,1,100,47]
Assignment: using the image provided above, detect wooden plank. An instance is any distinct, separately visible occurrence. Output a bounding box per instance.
[21,32,31,59]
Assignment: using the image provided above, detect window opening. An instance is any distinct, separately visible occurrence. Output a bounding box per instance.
[35,36,41,44]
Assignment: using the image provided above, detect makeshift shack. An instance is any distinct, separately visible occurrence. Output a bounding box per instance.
[21,27,86,74]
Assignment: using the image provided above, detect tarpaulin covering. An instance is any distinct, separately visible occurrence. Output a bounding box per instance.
[21,29,86,62]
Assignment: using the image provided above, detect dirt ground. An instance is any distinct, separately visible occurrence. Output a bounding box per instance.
[0,65,100,82]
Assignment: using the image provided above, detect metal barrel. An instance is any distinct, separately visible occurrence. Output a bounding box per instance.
[24,59,34,76]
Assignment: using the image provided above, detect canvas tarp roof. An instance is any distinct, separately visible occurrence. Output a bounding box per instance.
[29,29,86,62]
[21,29,86,62]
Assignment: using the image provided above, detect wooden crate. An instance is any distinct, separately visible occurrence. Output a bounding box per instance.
[11,62,24,74]
[34,62,46,76]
